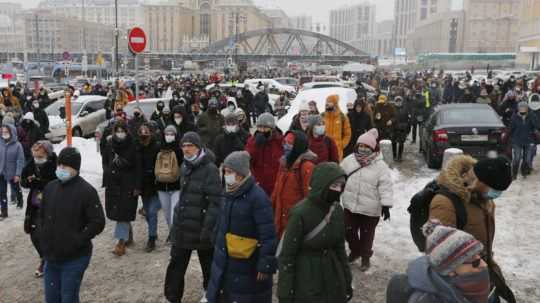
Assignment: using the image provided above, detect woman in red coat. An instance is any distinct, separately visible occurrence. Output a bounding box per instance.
[306,114,339,164]
[271,130,316,237]
[245,113,283,196]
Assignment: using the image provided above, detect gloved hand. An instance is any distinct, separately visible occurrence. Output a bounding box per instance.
[346,287,353,302]
[381,206,391,221]
[112,154,129,169]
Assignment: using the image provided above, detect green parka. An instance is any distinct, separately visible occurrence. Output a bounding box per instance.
[277,162,352,303]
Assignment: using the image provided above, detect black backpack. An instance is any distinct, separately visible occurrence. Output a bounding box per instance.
[408,180,467,252]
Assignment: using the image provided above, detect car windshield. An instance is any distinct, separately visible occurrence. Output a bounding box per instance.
[124,102,159,118]
[45,100,84,116]
[440,108,501,125]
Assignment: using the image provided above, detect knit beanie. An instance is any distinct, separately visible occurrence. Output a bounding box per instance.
[180,131,202,149]
[307,114,323,128]
[58,147,82,171]
[356,128,379,150]
[378,95,388,103]
[256,113,275,128]
[164,125,177,135]
[299,100,310,112]
[518,101,528,111]
[326,94,339,105]
[23,112,35,121]
[223,151,251,177]
[2,115,15,126]
[473,157,512,191]
[423,220,484,276]
[34,140,54,156]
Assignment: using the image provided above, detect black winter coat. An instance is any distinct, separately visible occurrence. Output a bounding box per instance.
[21,154,57,234]
[40,176,105,262]
[170,149,222,252]
[33,108,49,135]
[196,110,224,152]
[136,137,161,197]
[344,110,373,156]
[393,105,412,143]
[213,129,249,167]
[102,135,142,222]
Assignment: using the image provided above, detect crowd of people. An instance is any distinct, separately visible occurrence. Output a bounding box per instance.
[0,67,536,303]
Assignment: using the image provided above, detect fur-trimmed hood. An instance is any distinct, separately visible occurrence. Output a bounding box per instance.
[436,155,477,203]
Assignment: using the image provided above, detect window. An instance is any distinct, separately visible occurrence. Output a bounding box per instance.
[420,7,428,20]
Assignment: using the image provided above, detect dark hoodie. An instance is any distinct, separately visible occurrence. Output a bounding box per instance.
[345,99,373,156]
[171,105,196,138]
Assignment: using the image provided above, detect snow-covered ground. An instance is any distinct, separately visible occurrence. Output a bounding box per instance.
[0,138,539,302]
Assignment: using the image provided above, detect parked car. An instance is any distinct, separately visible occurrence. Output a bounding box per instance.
[274,77,299,88]
[420,103,509,169]
[300,81,345,91]
[243,78,296,95]
[123,98,171,118]
[45,95,108,142]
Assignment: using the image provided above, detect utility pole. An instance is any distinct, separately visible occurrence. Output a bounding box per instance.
[81,0,87,77]
[115,0,119,81]
[35,14,40,67]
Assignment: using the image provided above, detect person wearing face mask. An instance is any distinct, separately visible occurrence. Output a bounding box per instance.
[278,162,353,303]
[206,151,277,303]
[21,141,57,277]
[499,89,518,126]
[234,107,250,132]
[306,115,339,164]
[135,123,162,252]
[39,147,105,303]
[344,98,374,157]
[102,121,142,257]
[128,107,147,137]
[0,123,24,218]
[213,113,249,167]
[19,112,45,162]
[31,99,49,135]
[245,113,283,196]
[171,105,196,137]
[197,97,224,152]
[392,96,412,162]
[308,100,320,115]
[429,81,441,106]
[156,126,182,232]
[150,100,166,123]
[373,95,397,141]
[290,100,311,133]
[153,106,173,132]
[322,94,351,161]
[387,220,490,303]
[509,102,540,179]
[220,97,238,118]
[271,131,317,237]
[340,128,393,270]
[430,156,516,303]
[165,132,221,303]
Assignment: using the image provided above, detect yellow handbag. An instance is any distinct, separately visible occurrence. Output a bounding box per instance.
[225,233,258,259]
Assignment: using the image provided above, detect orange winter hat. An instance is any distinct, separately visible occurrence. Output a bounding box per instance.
[326,94,339,105]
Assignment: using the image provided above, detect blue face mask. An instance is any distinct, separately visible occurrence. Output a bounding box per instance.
[283,143,293,157]
[484,189,503,200]
[56,168,73,183]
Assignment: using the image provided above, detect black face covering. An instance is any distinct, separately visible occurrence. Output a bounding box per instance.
[255,132,269,146]
[326,189,342,204]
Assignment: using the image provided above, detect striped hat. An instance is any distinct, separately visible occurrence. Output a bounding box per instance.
[423,220,484,276]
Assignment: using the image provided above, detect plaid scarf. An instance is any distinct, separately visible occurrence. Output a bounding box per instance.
[449,268,490,303]
[354,150,379,167]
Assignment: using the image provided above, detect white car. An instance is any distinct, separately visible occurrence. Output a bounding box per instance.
[274,77,299,88]
[243,78,296,95]
[205,83,244,92]
[45,95,108,142]
[301,81,345,91]
[277,87,357,132]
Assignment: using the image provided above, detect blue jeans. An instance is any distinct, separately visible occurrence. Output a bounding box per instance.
[44,254,91,303]
[114,222,131,241]
[142,194,161,238]
[158,190,180,229]
[512,145,531,176]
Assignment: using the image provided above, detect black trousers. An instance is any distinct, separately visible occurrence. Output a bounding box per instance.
[164,248,213,303]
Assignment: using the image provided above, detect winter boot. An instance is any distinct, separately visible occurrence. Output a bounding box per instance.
[145,236,157,253]
[34,260,44,278]
[0,207,8,220]
[347,252,361,264]
[125,226,134,247]
[112,240,126,256]
[359,257,371,272]
[15,188,23,209]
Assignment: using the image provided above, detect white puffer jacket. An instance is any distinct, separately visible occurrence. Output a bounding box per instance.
[340,153,394,217]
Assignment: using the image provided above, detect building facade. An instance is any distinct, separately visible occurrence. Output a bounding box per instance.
[0,2,22,32]
[39,0,144,29]
[143,3,193,53]
[517,0,540,67]
[329,2,376,51]
[290,15,313,31]
[261,8,290,28]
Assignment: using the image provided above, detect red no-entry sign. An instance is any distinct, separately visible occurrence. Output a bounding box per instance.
[128,27,147,54]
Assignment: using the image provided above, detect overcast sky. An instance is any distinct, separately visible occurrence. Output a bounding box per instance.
[22,0,395,23]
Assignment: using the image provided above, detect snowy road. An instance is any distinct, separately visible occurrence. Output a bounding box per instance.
[0,138,539,302]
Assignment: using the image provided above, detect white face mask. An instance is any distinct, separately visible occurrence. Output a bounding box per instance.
[314,125,325,136]
[2,133,10,140]
[174,118,182,125]
[224,173,237,186]
[115,132,127,140]
[225,125,238,133]
[33,102,40,109]
[228,105,235,111]
[164,135,176,143]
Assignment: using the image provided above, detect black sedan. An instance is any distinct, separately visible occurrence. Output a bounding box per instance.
[420,104,509,169]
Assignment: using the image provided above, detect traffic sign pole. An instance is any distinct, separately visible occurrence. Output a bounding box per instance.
[65,89,72,147]
[127,27,147,108]
[135,54,139,106]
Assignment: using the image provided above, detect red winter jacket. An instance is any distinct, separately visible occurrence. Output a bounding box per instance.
[245,130,283,196]
[308,135,339,164]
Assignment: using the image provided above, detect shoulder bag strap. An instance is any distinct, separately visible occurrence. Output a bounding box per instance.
[304,203,337,242]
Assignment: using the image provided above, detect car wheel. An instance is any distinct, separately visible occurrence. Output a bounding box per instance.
[72,127,83,137]
[426,145,441,169]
